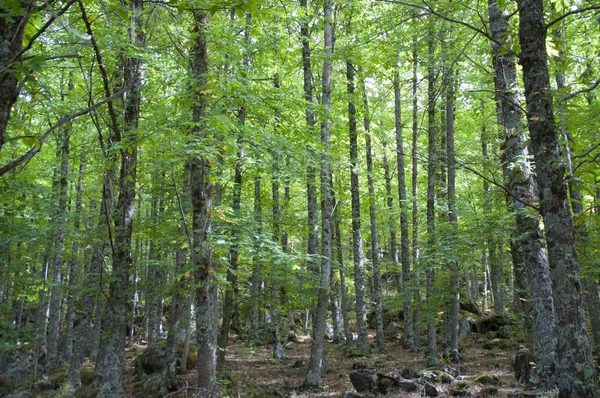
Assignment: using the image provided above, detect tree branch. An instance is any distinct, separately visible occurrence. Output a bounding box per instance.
[0,86,130,177]
[546,6,600,30]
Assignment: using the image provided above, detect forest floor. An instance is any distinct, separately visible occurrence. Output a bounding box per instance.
[124,330,554,398]
[2,328,558,397]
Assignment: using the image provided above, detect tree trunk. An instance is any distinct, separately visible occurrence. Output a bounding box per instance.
[98,1,143,395]
[161,249,187,394]
[334,196,353,344]
[189,9,217,392]
[518,1,598,395]
[46,118,72,370]
[393,67,413,349]
[445,70,460,360]
[347,60,369,356]
[362,71,385,354]
[249,176,262,346]
[411,33,421,355]
[0,1,30,151]
[426,26,438,366]
[305,0,334,385]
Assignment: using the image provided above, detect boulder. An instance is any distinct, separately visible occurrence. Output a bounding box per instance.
[477,314,513,333]
[425,383,439,397]
[421,370,455,384]
[401,367,420,379]
[459,317,477,338]
[384,322,401,340]
[483,338,511,350]
[472,374,500,385]
[349,369,378,393]
[134,340,197,375]
[507,391,542,398]
[499,325,512,339]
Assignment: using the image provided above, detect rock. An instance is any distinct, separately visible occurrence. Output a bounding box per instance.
[483,338,510,350]
[341,392,367,398]
[514,348,535,384]
[349,369,378,393]
[478,314,513,333]
[425,383,439,397]
[387,368,401,380]
[397,380,418,392]
[499,325,512,338]
[472,374,500,385]
[460,299,482,316]
[283,341,296,350]
[401,367,420,379]
[507,391,542,398]
[352,361,370,370]
[384,322,401,340]
[485,331,499,339]
[7,393,33,398]
[134,340,197,375]
[377,377,395,394]
[421,370,454,384]
[292,359,306,368]
[479,386,499,396]
[325,323,334,340]
[450,381,471,397]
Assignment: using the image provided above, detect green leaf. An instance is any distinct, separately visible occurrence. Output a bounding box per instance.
[235,7,245,19]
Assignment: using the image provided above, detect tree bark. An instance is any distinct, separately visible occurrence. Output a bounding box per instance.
[411,33,421,355]
[426,26,438,366]
[249,176,262,346]
[517,1,598,395]
[98,1,143,395]
[305,0,334,385]
[362,71,385,354]
[347,60,369,356]
[393,67,413,349]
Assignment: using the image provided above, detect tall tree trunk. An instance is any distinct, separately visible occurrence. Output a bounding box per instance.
[99,1,143,395]
[393,67,413,349]
[426,26,438,366]
[411,34,421,355]
[518,1,598,395]
[47,114,72,370]
[361,71,385,353]
[189,9,217,392]
[300,0,320,302]
[334,193,353,344]
[347,60,369,356]
[305,0,334,385]
[161,249,187,394]
[249,176,262,346]
[445,71,460,360]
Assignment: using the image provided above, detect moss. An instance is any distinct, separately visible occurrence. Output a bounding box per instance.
[472,374,501,385]
[483,338,510,350]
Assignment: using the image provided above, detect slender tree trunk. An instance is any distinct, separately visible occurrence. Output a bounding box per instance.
[411,34,421,355]
[249,176,262,346]
[189,9,217,392]
[305,0,334,385]
[161,249,186,394]
[334,196,353,344]
[300,0,320,306]
[47,118,72,370]
[445,71,460,360]
[346,60,369,356]
[518,1,597,395]
[393,67,413,349]
[64,137,86,363]
[361,71,385,353]
[426,26,438,366]
[99,2,143,395]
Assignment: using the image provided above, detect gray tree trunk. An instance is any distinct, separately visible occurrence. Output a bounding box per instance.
[518,1,598,395]
[98,2,143,395]
[393,67,413,349]
[47,118,72,370]
[161,249,187,394]
[189,9,218,392]
[249,176,262,346]
[305,0,334,385]
[362,72,385,354]
[445,71,460,361]
[488,0,559,387]
[347,60,369,356]
[271,89,283,360]
[411,34,421,355]
[426,26,438,366]
[334,199,353,344]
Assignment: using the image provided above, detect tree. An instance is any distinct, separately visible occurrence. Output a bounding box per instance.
[518,0,598,395]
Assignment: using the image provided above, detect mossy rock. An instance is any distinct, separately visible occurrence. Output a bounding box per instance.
[471,374,500,385]
[134,340,197,375]
[80,368,95,385]
[483,338,511,350]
